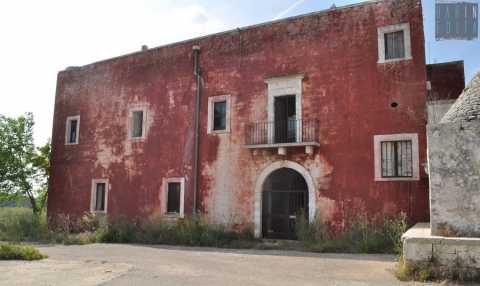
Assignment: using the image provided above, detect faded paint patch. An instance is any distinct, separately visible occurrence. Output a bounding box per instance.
[202,135,249,225]
[316,196,336,223]
[304,153,333,191]
[95,142,122,170]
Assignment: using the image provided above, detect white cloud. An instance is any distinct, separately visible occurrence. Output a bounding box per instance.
[0,0,225,145]
[273,0,306,20]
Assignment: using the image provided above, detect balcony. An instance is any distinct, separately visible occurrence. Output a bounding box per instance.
[245,118,319,155]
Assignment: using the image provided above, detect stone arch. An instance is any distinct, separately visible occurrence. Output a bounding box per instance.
[253,160,316,238]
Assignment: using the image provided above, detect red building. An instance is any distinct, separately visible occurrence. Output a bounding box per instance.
[49,0,434,239]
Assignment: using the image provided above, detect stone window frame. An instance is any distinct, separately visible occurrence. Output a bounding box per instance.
[65,115,80,145]
[373,133,420,181]
[207,95,231,134]
[127,105,148,141]
[162,177,185,218]
[90,179,109,214]
[264,74,304,144]
[377,23,413,64]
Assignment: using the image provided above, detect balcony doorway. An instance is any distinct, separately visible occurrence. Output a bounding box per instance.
[274,95,296,143]
[261,167,308,239]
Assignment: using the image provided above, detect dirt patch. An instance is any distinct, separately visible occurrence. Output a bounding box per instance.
[0,259,132,286]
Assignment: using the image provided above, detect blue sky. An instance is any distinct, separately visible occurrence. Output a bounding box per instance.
[0,0,478,145]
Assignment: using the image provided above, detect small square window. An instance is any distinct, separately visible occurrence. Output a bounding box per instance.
[374,133,419,181]
[91,179,108,213]
[384,31,405,60]
[213,101,227,131]
[131,111,144,138]
[380,140,413,178]
[65,115,80,145]
[377,23,412,63]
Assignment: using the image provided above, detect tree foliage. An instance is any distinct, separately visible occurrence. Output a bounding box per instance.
[0,113,50,214]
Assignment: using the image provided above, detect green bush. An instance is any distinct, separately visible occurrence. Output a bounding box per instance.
[0,243,47,260]
[96,215,137,243]
[0,207,51,242]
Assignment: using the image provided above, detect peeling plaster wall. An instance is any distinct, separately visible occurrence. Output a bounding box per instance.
[48,0,429,230]
[428,121,480,237]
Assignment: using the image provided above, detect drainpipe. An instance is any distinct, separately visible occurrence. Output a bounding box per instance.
[192,45,201,215]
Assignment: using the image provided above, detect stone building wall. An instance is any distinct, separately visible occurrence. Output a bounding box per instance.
[428,121,480,237]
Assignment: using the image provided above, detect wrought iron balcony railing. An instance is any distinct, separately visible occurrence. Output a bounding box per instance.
[245,118,319,147]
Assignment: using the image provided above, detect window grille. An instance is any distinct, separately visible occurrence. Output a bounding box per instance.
[381,140,413,177]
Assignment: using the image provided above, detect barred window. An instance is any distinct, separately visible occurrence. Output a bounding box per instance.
[381,140,413,178]
[384,31,405,60]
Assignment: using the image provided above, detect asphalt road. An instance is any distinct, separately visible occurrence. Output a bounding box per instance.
[0,244,437,286]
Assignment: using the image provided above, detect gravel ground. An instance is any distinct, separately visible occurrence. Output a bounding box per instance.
[0,244,439,286]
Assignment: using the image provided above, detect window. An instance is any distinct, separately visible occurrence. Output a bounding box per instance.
[163,178,185,217]
[207,95,231,134]
[384,31,405,60]
[265,75,303,145]
[132,111,144,138]
[377,23,412,63]
[91,179,108,213]
[373,133,419,181]
[65,115,80,145]
[167,182,181,214]
[128,107,147,139]
[380,140,413,177]
[213,101,227,131]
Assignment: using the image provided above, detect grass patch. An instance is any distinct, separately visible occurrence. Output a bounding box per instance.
[0,243,47,260]
[96,215,258,248]
[296,212,407,254]
[0,207,51,242]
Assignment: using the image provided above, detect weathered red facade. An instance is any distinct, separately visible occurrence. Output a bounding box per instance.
[48,0,430,236]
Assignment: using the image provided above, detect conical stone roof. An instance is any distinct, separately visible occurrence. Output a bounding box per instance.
[441,73,480,123]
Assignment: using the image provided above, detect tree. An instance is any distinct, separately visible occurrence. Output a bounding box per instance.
[0,113,50,215]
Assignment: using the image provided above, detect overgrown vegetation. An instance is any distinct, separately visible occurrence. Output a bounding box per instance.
[0,208,51,242]
[296,212,407,254]
[0,206,408,255]
[0,243,47,260]
[395,256,480,283]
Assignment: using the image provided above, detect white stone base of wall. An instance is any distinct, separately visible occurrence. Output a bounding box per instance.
[402,223,480,269]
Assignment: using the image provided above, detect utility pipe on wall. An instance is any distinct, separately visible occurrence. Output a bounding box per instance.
[192,45,201,215]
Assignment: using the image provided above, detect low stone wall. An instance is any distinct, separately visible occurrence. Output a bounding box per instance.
[428,121,480,237]
[403,223,480,269]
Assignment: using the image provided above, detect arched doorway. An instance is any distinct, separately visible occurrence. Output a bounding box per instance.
[262,168,308,239]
